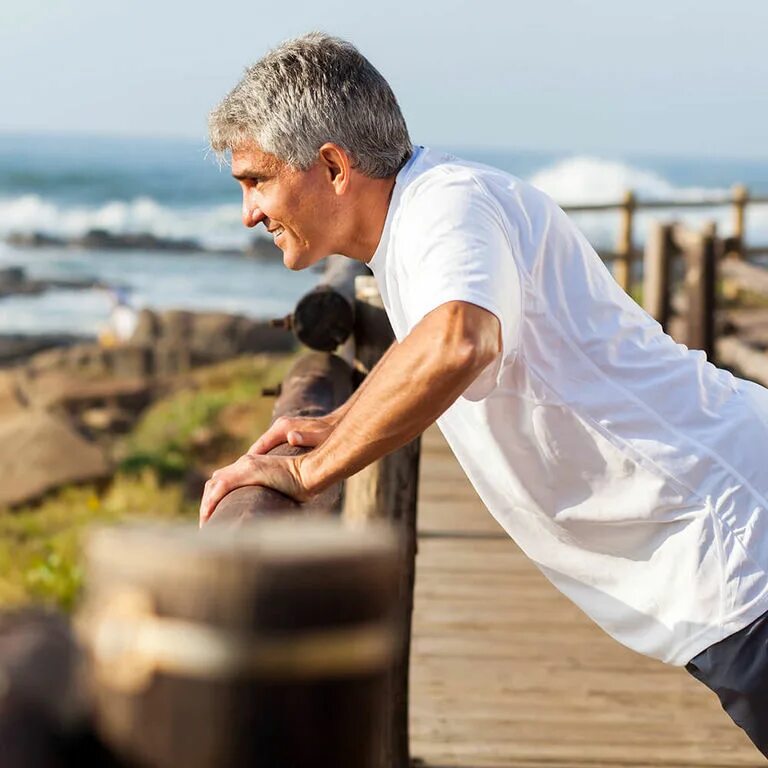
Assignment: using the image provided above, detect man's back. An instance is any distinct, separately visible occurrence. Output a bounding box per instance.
[369,146,768,664]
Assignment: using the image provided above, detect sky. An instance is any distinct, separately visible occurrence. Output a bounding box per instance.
[1,0,767,157]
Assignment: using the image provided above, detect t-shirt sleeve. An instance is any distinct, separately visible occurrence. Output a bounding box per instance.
[398,175,522,401]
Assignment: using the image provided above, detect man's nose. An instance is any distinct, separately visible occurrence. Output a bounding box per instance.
[242,205,266,228]
[242,191,267,228]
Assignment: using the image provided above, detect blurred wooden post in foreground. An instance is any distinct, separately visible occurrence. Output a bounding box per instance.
[78,519,400,768]
[613,190,636,292]
[343,275,421,768]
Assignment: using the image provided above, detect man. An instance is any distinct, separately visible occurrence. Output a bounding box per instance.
[203,33,768,756]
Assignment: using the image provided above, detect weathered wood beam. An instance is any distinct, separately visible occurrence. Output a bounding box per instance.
[720,257,768,298]
[717,336,768,388]
[643,222,675,331]
[682,224,718,361]
[206,352,354,526]
[293,255,372,351]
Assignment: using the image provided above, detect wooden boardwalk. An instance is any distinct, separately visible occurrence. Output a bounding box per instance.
[409,425,763,768]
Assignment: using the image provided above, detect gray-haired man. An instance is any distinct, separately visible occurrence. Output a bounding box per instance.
[201,32,768,757]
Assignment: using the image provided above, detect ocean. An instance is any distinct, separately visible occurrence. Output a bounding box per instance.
[1,133,767,336]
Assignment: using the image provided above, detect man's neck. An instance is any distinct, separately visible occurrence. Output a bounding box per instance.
[342,175,398,264]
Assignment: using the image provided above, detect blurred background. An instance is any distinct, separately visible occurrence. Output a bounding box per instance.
[0,0,766,600]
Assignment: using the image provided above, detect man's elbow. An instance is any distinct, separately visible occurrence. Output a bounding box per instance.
[440,302,502,373]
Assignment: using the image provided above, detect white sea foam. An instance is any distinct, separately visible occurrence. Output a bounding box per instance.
[0,194,246,249]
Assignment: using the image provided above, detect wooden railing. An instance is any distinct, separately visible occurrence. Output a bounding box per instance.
[563,185,768,291]
[640,217,768,387]
[0,257,416,768]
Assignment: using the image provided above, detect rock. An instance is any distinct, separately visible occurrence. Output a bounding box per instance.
[5,232,65,248]
[129,311,294,369]
[0,371,27,419]
[0,336,93,368]
[0,410,110,508]
[130,309,162,345]
[244,234,282,260]
[74,229,202,253]
[21,371,153,417]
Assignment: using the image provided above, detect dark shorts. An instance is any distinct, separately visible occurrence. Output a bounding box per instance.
[686,609,768,758]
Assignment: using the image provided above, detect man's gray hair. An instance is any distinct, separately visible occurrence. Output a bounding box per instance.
[208,33,412,178]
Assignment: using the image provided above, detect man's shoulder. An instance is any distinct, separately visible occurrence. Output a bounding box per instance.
[404,150,518,199]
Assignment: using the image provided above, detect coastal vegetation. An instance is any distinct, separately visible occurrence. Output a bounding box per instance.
[0,352,297,611]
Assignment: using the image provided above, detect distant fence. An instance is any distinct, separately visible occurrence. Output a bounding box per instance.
[640,217,768,388]
[563,185,768,291]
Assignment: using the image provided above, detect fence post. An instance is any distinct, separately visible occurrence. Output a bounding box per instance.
[643,222,674,331]
[78,519,401,768]
[614,190,636,292]
[730,184,748,259]
[343,275,419,768]
[684,222,718,362]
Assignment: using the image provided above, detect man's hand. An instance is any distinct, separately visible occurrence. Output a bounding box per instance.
[199,452,309,527]
[247,414,337,455]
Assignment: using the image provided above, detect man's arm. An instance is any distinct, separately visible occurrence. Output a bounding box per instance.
[297,300,500,494]
[246,340,401,455]
[199,300,500,523]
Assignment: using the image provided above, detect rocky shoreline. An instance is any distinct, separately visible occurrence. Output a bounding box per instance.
[0,333,93,368]
[0,266,110,300]
[0,307,296,508]
[5,229,282,260]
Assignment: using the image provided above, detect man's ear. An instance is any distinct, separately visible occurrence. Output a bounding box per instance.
[318,143,351,195]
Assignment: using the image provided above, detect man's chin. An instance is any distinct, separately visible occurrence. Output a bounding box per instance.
[282,250,325,272]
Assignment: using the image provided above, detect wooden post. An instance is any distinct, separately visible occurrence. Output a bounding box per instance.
[343,276,419,768]
[614,190,635,292]
[643,222,674,331]
[731,184,748,259]
[0,608,120,767]
[292,256,372,351]
[683,222,718,362]
[78,518,401,768]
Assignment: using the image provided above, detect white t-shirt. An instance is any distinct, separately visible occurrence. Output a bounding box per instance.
[368,146,768,666]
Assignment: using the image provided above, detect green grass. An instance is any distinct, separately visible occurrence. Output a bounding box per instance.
[117,353,296,479]
[0,352,297,611]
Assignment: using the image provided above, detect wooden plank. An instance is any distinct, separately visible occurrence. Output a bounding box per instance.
[717,336,768,388]
[721,258,768,298]
[410,425,763,767]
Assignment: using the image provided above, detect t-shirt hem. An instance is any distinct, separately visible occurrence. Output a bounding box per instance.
[666,589,768,666]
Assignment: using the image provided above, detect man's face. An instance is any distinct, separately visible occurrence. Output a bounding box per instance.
[231,143,336,271]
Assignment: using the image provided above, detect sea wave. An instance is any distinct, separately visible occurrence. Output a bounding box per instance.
[0,195,247,250]
[1,157,766,252]
[527,156,768,248]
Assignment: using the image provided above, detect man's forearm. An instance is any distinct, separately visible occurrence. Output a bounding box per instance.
[329,340,399,423]
[299,304,496,494]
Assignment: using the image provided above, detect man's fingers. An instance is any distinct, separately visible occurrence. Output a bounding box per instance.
[199,462,248,526]
[248,426,287,455]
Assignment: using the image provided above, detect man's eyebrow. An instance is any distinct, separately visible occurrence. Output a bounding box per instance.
[231,168,271,180]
